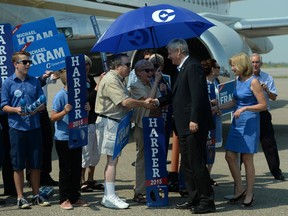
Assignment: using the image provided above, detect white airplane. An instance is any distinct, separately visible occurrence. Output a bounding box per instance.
[1,0,288,77]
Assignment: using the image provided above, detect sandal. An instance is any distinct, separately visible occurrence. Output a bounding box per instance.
[132,193,146,203]
[87,180,104,191]
[80,182,93,192]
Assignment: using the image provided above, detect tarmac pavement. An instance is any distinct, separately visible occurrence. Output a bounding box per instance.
[0,68,287,215]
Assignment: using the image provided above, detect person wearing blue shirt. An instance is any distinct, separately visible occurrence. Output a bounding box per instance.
[50,68,89,210]
[250,53,285,181]
[0,51,50,209]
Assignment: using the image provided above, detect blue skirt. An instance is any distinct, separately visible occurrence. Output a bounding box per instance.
[225,111,259,154]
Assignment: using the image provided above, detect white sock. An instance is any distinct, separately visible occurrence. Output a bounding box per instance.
[105,182,115,197]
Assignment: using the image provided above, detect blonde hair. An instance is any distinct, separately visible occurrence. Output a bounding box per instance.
[12,51,30,63]
[149,54,164,68]
[229,52,252,77]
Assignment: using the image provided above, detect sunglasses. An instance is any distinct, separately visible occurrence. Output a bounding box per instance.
[214,66,220,69]
[143,69,153,73]
[121,62,131,67]
[17,60,32,65]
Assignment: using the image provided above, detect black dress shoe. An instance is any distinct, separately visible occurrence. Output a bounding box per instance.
[274,174,285,181]
[191,201,216,214]
[3,189,17,197]
[176,201,199,209]
[40,176,59,186]
[179,190,188,197]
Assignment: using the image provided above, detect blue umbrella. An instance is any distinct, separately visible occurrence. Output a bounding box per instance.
[91,4,215,54]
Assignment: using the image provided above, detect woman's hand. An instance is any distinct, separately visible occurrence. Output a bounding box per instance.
[233,107,246,118]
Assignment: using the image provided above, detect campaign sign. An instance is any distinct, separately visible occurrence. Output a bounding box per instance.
[112,111,133,160]
[66,54,88,149]
[142,117,168,207]
[0,24,14,89]
[21,34,71,77]
[207,83,216,164]
[12,17,58,51]
[218,80,234,115]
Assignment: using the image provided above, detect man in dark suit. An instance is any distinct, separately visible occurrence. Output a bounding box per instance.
[156,38,215,214]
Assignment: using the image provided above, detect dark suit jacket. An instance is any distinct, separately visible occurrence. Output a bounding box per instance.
[159,57,214,136]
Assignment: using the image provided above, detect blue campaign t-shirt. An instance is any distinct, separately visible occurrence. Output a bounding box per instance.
[52,88,69,141]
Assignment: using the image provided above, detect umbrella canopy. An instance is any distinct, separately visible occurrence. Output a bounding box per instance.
[91,4,215,54]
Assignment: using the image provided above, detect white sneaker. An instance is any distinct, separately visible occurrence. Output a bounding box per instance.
[101,195,129,209]
[102,195,126,203]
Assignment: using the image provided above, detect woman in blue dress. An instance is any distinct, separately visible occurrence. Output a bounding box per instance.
[213,53,266,207]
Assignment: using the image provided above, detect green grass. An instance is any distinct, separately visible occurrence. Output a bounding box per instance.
[262,63,288,68]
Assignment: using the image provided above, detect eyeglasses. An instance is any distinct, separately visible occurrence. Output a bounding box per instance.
[143,69,153,73]
[17,60,32,65]
[121,62,131,68]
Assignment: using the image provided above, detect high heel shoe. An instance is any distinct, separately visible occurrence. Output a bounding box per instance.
[228,190,246,203]
[241,194,254,207]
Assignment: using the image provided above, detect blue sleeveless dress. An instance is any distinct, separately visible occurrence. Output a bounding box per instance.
[225,77,260,153]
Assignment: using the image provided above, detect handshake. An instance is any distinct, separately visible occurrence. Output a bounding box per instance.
[143,98,159,109]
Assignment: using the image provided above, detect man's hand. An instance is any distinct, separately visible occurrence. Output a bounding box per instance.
[43,70,53,79]
[51,72,60,80]
[189,121,198,133]
[144,98,158,109]
[260,83,267,91]
[17,107,27,116]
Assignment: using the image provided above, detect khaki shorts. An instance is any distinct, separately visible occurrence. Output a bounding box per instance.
[96,116,119,156]
[82,124,101,168]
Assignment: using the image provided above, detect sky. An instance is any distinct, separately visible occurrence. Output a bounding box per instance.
[229,0,288,63]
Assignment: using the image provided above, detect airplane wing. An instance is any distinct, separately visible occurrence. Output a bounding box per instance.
[233,17,288,37]
[201,13,288,38]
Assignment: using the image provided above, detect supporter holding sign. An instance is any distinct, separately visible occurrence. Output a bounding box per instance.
[50,58,90,209]
[66,54,88,149]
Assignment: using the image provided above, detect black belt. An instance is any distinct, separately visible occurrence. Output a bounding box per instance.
[98,114,120,123]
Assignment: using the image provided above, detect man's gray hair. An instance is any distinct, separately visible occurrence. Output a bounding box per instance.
[250,53,263,62]
[166,38,189,55]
